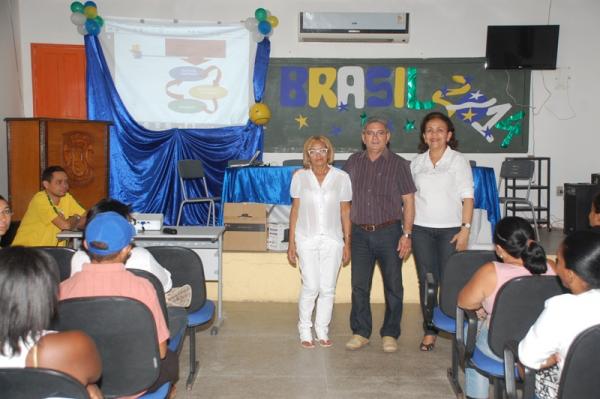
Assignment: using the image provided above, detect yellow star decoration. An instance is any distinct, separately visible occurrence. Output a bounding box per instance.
[294,114,309,129]
[462,109,476,121]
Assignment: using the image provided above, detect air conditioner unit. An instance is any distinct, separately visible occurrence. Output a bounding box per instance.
[299,12,409,43]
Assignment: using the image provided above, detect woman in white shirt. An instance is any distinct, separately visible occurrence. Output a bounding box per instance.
[287,136,352,349]
[519,230,600,399]
[410,112,474,351]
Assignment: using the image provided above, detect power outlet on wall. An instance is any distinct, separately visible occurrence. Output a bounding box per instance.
[556,186,564,196]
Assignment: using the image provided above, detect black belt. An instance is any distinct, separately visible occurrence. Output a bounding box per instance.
[356,220,399,232]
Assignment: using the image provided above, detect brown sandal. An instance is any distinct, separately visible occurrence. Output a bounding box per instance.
[419,336,436,351]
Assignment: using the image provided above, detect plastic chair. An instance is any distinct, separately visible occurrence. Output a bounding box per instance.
[129,268,187,353]
[176,159,220,226]
[146,246,215,389]
[505,323,600,399]
[456,275,566,399]
[498,159,539,239]
[37,246,75,281]
[423,250,496,397]
[282,159,304,166]
[0,367,90,399]
[53,297,163,398]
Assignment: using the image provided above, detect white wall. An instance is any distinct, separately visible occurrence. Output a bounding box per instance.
[0,0,24,196]
[6,0,600,225]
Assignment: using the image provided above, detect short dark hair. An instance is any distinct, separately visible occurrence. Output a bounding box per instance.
[561,230,600,289]
[86,198,132,224]
[494,216,547,274]
[0,195,6,203]
[42,166,67,183]
[418,112,459,153]
[0,247,59,356]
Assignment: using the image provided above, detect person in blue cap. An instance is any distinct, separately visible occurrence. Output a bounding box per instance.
[60,211,179,397]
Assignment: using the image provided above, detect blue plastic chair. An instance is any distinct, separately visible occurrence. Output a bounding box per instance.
[147,246,215,389]
[423,250,496,397]
[456,275,566,398]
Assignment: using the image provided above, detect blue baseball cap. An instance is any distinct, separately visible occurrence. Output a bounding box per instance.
[84,211,136,256]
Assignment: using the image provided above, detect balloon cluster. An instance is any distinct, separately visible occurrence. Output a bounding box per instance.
[244,8,279,43]
[69,1,104,36]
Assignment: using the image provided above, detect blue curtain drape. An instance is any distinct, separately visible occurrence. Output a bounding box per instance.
[85,35,269,225]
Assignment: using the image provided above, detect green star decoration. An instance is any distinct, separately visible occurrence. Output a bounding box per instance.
[404,119,416,132]
[360,112,368,127]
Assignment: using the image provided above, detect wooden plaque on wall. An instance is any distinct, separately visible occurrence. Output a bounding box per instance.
[5,118,111,220]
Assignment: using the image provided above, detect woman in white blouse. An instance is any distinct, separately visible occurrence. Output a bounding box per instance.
[287,136,352,349]
[519,230,600,399]
[410,112,474,351]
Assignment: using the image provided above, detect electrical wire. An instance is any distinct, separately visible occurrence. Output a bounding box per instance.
[7,0,24,109]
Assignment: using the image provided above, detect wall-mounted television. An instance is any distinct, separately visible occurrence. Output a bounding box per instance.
[485,25,559,70]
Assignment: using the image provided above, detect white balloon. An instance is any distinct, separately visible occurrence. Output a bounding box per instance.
[77,25,88,36]
[252,31,264,43]
[244,17,258,31]
[70,12,87,26]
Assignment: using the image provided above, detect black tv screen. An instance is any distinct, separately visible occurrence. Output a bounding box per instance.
[485,25,559,70]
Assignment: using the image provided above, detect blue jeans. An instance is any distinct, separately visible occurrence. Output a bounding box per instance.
[465,321,502,399]
[350,222,404,339]
[411,225,459,335]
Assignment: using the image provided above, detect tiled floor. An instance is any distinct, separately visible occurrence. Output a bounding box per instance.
[174,302,456,398]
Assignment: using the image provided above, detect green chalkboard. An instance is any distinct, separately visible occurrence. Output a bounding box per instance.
[262,58,530,153]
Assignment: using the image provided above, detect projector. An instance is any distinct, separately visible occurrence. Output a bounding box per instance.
[131,213,164,232]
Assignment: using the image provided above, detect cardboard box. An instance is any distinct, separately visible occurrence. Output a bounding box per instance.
[223,203,267,251]
[267,223,289,251]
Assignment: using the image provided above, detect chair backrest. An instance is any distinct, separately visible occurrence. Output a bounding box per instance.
[0,367,90,399]
[500,159,535,180]
[488,275,567,358]
[439,250,497,317]
[557,323,600,399]
[53,297,160,398]
[146,246,207,313]
[129,268,169,326]
[178,159,206,180]
[282,159,304,166]
[37,246,75,281]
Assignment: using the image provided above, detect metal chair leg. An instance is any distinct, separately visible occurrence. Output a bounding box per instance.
[185,327,199,390]
[176,204,185,226]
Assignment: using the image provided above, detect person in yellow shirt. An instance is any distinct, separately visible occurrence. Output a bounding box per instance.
[12,166,86,247]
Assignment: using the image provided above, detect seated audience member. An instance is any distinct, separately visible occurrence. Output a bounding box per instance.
[0,246,103,399]
[12,166,86,247]
[589,192,600,231]
[71,198,190,338]
[519,231,600,399]
[0,195,11,246]
[60,211,178,396]
[71,199,173,292]
[458,216,556,399]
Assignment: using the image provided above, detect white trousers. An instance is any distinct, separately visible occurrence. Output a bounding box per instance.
[296,235,343,341]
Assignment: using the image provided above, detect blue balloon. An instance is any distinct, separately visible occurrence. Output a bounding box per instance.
[85,19,101,36]
[84,1,97,7]
[258,20,272,35]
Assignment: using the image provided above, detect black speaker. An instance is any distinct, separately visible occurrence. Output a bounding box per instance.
[564,183,600,233]
[592,173,600,185]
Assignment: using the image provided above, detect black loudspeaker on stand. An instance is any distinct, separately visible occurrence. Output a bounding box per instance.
[564,183,600,233]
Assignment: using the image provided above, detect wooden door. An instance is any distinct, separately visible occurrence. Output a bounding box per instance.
[31,43,86,119]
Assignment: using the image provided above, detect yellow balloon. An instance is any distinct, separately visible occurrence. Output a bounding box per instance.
[267,15,279,28]
[250,103,271,125]
[84,5,97,19]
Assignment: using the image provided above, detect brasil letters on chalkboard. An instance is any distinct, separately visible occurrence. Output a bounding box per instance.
[263,58,530,154]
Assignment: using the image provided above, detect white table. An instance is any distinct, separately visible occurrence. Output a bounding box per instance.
[58,226,226,334]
